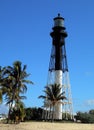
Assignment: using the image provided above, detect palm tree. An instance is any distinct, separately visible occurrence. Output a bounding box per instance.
[0,66,3,103]
[38,84,66,121]
[13,101,26,122]
[0,66,14,122]
[0,66,8,103]
[0,61,33,122]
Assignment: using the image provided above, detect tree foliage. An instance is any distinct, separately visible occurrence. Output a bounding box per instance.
[0,61,33,123]
[75,110,94,123]
[24,107,43,120]
[39,84,66,121]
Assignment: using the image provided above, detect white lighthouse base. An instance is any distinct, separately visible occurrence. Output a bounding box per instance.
[54,70,63,120]
[54,101,62,120]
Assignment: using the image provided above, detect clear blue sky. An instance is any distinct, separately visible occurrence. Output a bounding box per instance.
[0,0,94,114]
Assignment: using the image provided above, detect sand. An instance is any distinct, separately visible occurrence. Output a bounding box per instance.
[0,122,94,130]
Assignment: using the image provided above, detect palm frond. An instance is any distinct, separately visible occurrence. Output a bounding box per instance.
[22,79,34,84]
[23,65,27,71]
[39,84,67,106]
[38,95,47,99]
[0,90,2,103]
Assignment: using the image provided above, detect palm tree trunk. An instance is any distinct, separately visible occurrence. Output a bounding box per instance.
[7,103,11,123]
[45,107,48,121]
[49,104,51,120]
[7,100,14,123]
[51,105,55,122]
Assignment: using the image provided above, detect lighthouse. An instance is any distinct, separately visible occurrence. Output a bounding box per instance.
[44,14,73,120]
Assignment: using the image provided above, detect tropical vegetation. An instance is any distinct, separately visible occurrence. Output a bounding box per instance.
[75,110,94,123]
[38,84,66,121]
[0,61,33,123]
[1,61,94,124]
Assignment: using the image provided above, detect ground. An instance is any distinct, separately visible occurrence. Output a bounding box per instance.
[0,122,94,130]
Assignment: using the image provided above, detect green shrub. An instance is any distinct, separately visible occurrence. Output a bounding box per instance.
[75,111,94,123]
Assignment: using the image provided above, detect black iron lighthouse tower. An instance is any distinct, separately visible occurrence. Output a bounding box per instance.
[45,14,73,120]
[49,14,68,72]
